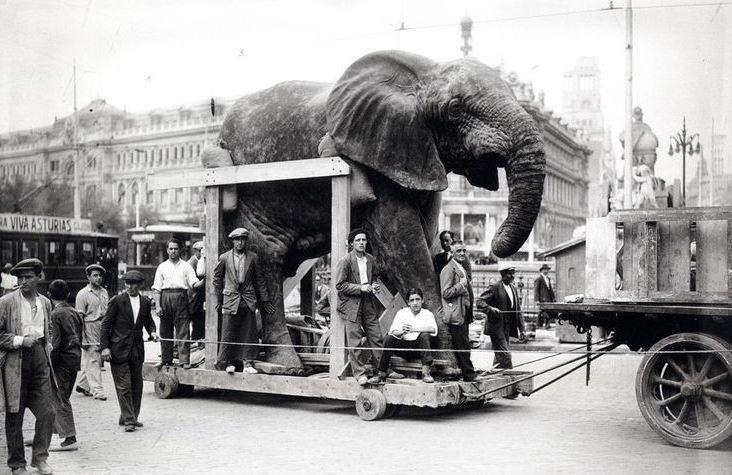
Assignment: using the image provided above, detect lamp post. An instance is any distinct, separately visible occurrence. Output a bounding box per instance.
[668,116,700,206]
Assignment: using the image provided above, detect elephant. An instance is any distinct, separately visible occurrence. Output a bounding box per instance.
[202,50,546,373]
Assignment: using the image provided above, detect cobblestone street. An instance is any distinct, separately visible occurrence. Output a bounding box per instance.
[2,344,730,474]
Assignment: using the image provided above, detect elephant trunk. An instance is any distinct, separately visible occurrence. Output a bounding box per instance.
[491,123,546,258]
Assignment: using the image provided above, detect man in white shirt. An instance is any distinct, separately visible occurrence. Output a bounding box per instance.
[152,239,202,369]
[75,264,109,400]
[1,263,18,296]
[372,288,437,383]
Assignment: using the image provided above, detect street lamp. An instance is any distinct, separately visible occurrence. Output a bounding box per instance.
[667,116,700,206]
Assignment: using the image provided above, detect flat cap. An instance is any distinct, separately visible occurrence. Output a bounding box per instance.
[539,263,551,271]
[497,262,516,273]
[10,258,43,276]
[228,228,250,239]
[85,264,106,275]
[192,240,204,250]
[122,270,145,282]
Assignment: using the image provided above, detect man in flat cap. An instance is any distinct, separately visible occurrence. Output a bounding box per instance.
[1,262,18,296]
[476,262,526,370]
[75,263,109,400]
[101,270,158,432]
[534,263,555,329]
[213,228,272,374]
[48,279,83,452]
[0,258,56,475]
[152,238,202,369]
[187,240,206,343]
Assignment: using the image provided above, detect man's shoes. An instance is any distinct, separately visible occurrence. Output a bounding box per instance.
[119,421,143,427]
[242,364,258,374]
[49,441,78,452]
[124,425,136,432]
[182,363,191,370]
[422,365,434,383]
[366,371,386,384]
[11,467,28,475]
[225,365,236,374]
[387,370,405,380]
[30,461,53,474]
[154,361,172,369]
[75,386,92,397]
[357,375,369,386]
[93,394,107,401]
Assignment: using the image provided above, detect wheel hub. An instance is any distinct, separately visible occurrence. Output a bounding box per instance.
[680,382,702,399]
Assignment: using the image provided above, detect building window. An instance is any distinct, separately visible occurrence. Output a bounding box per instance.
[175,188,183,204]
[50,160,59,173]
[118,183,126,205]
[64,241,77,265]
[147,190,154,204]
[131,182,139,205]
[188,145,193,158]
[21,241,39,259]
[196,144,201,156]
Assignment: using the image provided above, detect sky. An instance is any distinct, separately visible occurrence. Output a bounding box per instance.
[1,0,730,185]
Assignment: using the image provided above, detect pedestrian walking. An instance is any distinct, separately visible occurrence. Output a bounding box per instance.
[212,228,272,374]
[47,279,83,452]
[101,270,158,432]
[152,238,202,369]
[0,258,56,475]
[74,264,109,400]
[533,263,555,329]
[477,263,526,370]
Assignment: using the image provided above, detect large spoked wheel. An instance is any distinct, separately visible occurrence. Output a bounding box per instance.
[355,389,387,421]
[636,333,732,449]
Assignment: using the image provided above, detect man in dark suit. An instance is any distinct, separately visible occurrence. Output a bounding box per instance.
[477,263,526,370]
[48,279,83,452]
[212,228,273,374]
[100,270,158,433]
[335,228,386,385]
[533,263,555,329]
[439,240,476,381]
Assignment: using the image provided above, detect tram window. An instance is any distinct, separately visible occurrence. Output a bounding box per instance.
[1,241,13,264]
[81,241,94,265]
[21,241,39,259]
[65,242,77,265]
[47,241,62,265]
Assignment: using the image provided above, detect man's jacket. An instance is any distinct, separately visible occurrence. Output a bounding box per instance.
[213,250,269,314]
[100,292,157,364]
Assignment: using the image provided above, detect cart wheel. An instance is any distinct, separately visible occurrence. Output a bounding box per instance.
[177,384,194,397]
[355,389,387,421]
[154,372,180,399]
[384,404,402,419]
[636,333,732,449]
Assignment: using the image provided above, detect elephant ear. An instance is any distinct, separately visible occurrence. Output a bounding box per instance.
[326,51,447,191]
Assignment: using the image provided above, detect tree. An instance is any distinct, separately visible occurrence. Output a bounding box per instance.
[0,175,73,215]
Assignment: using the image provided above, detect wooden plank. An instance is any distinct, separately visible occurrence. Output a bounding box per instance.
[729,221,732,292]
[282,258,319,300]
[147,157,350,190]
[584,217,616,299]
[696,220,729,293]
[204,186,222,370]
[657,221,691,292]
[541,301,732,316]
[378,293,407,336]
[614,291,732,304]
[607,206,732,223]
[622,223,638,296]
[329,175,350,379]
[644,221,658,293]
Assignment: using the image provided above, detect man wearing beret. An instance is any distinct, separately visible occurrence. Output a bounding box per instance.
[213,228,272,374]
[0,258,56,475]
[476,262,526,370]
[74,263,109,400]
[101,270,158,432]
[534,263,555,329]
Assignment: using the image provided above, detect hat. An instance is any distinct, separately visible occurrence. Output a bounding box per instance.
[228,228,249,239]
[539,264,551,271]
[10,258,43,276]
[497,262,515,273]
[3,263,12,271]
[121,270,145,283]
[85,264,106,275]
[192,240,204,250]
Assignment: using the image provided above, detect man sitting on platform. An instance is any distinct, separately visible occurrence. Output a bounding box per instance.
[371,288,437,384]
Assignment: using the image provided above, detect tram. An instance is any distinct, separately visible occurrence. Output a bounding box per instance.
[0,212,119,296]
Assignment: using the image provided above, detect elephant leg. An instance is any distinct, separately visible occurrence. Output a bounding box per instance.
[362,182,458,370]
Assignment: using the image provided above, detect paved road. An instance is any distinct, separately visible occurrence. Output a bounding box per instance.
[2,347,730,474]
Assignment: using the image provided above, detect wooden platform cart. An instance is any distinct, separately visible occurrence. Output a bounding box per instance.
[543,207,732,448]
[142,158,533,420]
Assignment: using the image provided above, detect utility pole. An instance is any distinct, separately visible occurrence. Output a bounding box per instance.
[623,0,634,209]
[73,61,82,219]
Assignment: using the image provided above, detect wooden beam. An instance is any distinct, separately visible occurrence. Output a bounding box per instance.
[607,207,732,223]
[329,175,350,379]
[147,157,350,190]
[203,186,221,370]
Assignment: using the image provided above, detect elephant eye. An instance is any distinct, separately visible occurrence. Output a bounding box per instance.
[447,98,462,120]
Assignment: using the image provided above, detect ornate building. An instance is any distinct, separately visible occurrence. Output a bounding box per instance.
[0,98,232,224]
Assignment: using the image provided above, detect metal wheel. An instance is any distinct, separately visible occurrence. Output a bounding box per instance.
[355,389,387,421]
[154,372,180,399]
[636,333,732,448]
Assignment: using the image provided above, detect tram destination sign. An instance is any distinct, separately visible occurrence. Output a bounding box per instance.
[0,213,93,235]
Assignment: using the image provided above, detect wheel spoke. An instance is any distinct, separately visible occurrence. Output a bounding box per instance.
[702,372,730,387]
[687,353,697,377]
[694,402,704,431]
[673,401,690,425]
[702,396,728,422]
[697,355,714,380]
[703,388,732,402]
[652,376,682,388]
[667,357,690,380]
[656,392,684,406]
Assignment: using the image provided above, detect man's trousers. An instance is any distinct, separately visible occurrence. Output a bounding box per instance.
[343,299,383,380]
[110,349,144,426]
[160,290,190,365]
[378,333,433,372]
[76,345,104,397]
[5,342,55,470]
[218,302,258,363]
[448,322,476,379]
[52,365,78,438]
[489,329,513,369]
